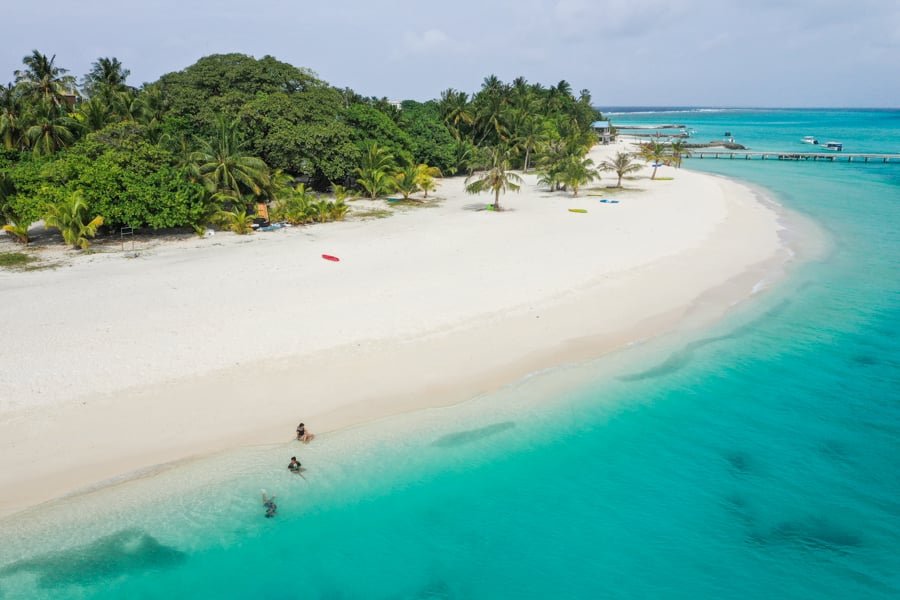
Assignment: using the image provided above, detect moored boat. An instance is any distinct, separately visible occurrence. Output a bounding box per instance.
[802,136,819,145]
[825,141,843,151]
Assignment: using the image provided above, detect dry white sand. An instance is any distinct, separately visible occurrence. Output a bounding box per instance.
[0,142,792,516]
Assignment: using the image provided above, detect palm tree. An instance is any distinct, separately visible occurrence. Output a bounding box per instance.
[329,199,350,221]
[414,164,442,198]
[167,132,201,182]
[355,143,397,199]
[43,191,104,249]
[537,170,561,192]
[638,142,668,180]
[310,198,335,223]
[330,184,351,202]
[2,219,31,245]
[217,206,255,234]
[474,93,508,145]
[600,152,643,188]
[136,84,168,128]
[24,101,79,156]
[465,147,523,210]
[76,97,114,132]
[545,81,570,112]
[0,84,24,150]
[535,139,572,191]
[562,156,599,197]
[14,50,76,107]
[438,89,473,140]
[111,89,140,122]
[263,168,296,203]
[669,140,691,168]
[271,183,316,225]
[190,118,270,202]
[393,164,420,200]
[448,140,475,176]
[480,74,505,97]
[82,57,130,97]
[511,112,541,172]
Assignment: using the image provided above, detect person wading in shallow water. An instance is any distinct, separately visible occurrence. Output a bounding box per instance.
[296,422,315,443]
[261,491,277,518]
[288,456,302,473]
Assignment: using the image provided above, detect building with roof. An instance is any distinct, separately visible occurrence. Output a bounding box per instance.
[591,120,613,144]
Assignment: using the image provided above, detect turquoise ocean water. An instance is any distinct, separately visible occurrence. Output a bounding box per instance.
[1,108,898,599]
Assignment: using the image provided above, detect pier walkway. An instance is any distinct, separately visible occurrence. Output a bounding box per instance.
[687,151,900,163]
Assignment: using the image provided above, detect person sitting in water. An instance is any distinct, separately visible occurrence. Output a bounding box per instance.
[288,456,302,473]
[296,422,315,443]
[261,491,277,518]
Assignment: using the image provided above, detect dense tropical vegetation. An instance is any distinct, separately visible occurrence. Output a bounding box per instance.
[0,50,629,248]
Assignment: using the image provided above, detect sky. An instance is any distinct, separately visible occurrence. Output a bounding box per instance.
[3,0,899,108]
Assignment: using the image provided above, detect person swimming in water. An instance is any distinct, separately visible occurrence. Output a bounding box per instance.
[261,491,277,518]
[288,456,302,473]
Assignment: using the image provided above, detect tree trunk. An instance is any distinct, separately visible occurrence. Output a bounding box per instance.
[651,166,658,180]
[494,187,501,210]
[617,174,623,187]
[524,148,530,173]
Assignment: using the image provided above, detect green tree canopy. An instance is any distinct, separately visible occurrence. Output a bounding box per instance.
[343,102,413,164]
[239,90,358,186]
[157,53,323,135]
[398,101,455,173]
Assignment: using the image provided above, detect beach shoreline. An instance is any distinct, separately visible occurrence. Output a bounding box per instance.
[0,141,819,518]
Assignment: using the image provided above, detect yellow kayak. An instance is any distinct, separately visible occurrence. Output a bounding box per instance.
[568,208,587,213]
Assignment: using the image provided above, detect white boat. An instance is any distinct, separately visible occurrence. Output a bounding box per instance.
[824,141,843,151]
[802,136,819,145]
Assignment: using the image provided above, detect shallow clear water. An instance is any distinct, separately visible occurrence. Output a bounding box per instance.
[1,108,898,599]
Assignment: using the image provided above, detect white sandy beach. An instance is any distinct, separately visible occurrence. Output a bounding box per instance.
[0,141,792,517]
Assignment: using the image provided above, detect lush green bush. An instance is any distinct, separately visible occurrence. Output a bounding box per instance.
[271,184,350,225]
[398,101,455,173]
[0,155,52,228]
[4,123,207,230]
[343,103,414,165]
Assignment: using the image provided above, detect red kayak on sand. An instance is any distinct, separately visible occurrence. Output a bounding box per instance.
[322,254,340,262]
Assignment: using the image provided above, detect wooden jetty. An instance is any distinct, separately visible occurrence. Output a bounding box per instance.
[617,124,691,139]
[687,151,900,164]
